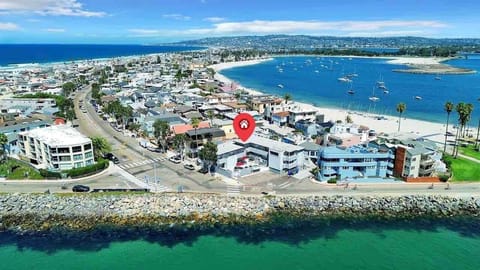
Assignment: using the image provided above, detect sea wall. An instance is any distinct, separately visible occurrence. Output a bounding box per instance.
[0,193,479,234]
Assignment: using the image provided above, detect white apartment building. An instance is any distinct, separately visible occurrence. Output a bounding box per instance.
[217,135,305,177]
[18,125,94,171]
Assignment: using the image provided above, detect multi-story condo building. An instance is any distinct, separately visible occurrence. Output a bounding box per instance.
[372,133,443,180]
[317,145,393,181]
[217,135,305,177]
[18,125,94,171]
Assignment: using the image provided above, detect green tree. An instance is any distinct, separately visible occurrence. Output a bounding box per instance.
[90,136,112,159]
[153,120,170,152]
[0,133,7,161]
[443,101,454,153]
[191,117,200,154]
[206,110,215,126]
[396,102,406,132]
[284,93,292,104]
[172,134,187,159]
[454,102,474,157]
[198,141,218,174]
[62,82,76,97]
[345,115,353,124]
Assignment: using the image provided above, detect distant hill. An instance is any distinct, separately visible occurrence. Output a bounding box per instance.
[174,35,480,50]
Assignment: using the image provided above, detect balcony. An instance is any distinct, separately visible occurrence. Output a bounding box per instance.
[420,159,435,166]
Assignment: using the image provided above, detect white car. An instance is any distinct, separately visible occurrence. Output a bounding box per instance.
[168,156,181,164]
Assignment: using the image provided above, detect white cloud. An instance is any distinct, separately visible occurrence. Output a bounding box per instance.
[203,17,226,23]
[0,0,106,17]
[128,19,448,38]
[129,29,161,35]
[0,22,19,31]
[347,30,429,37]
[44,28,65,32]
[190,20,447,35]
[162,13,191,21]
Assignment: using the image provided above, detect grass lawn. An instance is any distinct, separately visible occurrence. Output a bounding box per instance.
[443,155,480,181]
[459,145,480,160]
[0,159,44,180]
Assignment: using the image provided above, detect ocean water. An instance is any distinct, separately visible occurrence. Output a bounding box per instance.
[221,56,480,123]
[0,44,203,66]
[1,219,479,270]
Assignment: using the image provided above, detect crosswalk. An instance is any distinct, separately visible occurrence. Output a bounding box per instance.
[118,157,166,170]
[277,181,293,189]
[227,185,241,196]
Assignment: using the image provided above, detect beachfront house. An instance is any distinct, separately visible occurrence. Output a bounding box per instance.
[317,145,393,182]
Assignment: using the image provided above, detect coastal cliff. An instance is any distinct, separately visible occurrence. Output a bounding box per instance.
[1,193,479,235]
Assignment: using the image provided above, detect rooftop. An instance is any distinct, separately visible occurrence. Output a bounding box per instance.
[20,125,91,147]
[237,135,304,153]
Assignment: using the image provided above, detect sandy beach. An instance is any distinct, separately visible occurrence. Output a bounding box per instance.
[211,57,450,144]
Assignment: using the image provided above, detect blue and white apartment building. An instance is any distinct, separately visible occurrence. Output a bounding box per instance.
[317,145,393,181]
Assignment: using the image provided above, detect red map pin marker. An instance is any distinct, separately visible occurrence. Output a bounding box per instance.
[233,113,256,142]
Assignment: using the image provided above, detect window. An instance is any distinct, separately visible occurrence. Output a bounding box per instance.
[73,154,83,161]
[270,151,279,156]
[72,146,82,153]
[84,151,93,158]
[59,156,71,162]
[58,147,69,154]
[74,162,83,168]
[84,144,92,150]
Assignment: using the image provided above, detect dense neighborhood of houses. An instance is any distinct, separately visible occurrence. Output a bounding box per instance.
[0,50,447,183]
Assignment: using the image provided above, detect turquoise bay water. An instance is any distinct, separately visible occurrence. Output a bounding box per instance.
[221,56,480,123]
[1,227,479,270]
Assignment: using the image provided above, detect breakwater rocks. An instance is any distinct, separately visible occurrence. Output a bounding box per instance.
[0,193,480,234]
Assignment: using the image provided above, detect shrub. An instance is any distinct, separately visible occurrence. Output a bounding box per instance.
[327,178,337,184]
[438,174,450,182]
[39,169,62,179]
[65,159,109,178]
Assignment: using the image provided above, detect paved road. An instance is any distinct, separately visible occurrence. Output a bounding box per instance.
[75,86,228,193]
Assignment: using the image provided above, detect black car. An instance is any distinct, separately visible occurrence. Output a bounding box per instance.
[72,185,90,192]
[198,167,209,174]
[104,153,120,164]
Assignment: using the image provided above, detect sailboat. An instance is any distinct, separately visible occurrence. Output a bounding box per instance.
[434,74,441,80]
[347,82,355,95]
[369,87,380,102]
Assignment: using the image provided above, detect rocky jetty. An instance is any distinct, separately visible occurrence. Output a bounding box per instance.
[0,193,479,234]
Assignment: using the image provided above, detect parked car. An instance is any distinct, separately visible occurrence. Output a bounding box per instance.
[147,147,163,153]
[72,185,90,192]
[168,156,181,164]
[198,167,209,174]
[184,164,195,170]
[104,153,120,164]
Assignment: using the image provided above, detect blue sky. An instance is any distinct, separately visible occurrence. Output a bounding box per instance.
[0,0,479,43]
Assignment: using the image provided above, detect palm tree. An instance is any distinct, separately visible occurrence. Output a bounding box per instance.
[454,102,474,158]
[284,93,292,104]
[153,120,170,152]
[396,102,406,132]
[191,117,200,156]
[443,101,454,153]
[475,98,480,149]
[206,110,214,127]
[90,136,112,159]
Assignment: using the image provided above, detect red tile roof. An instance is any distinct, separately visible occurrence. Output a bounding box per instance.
[171,121,210,135]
